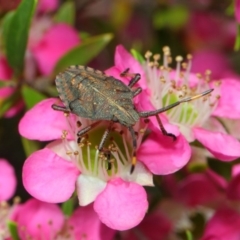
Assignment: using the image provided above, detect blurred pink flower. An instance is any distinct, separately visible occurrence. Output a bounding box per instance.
[0,201,15,239]
[68,204,116,240]
[107,45,240,164]
[0,159,17,201]
[185,11,236,50]
[201,207,240,240]
[191,50,239,79]
[121,211,172,240]
[235,0,240,23]
[37,0,58,14]
[10,199,115,240]
[0,56,24,118]
[30,23,80,76]
[11,198,65,240]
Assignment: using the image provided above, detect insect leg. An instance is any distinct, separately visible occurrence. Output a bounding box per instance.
[77,121,101,143]
[120,68,141,87]
[156,115,176,141]
[52,104,69,112]
[128,126,137,174]
[98,121,114,171]
[133,87,142,97]
[98,121,114,151]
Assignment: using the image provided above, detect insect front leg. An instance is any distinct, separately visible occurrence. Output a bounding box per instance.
[120,68,141,88]
[77,121,101,143]
[133,87,142,97]
[52,104,70,113]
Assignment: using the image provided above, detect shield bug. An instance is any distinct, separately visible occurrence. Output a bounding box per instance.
[52,65,213,173]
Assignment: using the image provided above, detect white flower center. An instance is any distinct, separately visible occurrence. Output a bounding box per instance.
[143,47,220,141]
[60,115,148,182]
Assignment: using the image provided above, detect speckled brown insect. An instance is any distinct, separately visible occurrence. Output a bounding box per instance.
[52,65,213,173]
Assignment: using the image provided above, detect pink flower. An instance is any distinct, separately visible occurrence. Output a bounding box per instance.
[30,23,80,76]
[185,11,236,50]
[235,0,240,23]
[109,45,240,162]
[10,198,115,240]
[19,95,191,230]
[0,200,15,239]
[37,0,58,14]
[201,207,240,240]
[0,56,24,118]
[11,198,65,240]
[121,210,172,240]
[191,50,238,79]
[0,159,17,201]
[68,204,116,240]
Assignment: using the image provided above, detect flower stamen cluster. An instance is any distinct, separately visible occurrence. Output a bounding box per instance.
[144,47,220,130]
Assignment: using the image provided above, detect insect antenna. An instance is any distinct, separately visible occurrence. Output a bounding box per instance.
[138,89,213,118]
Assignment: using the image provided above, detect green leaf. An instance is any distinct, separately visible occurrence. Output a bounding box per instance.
[21,85,46,109]
[153,6,189,30]
[53,33,113,74]
[0,80,16,88]
[234,25,240,51]
[226,1,234,16]
[21,137,40,157]
[186,230,193,240]
[7,221,20,240]
[79,31,91,40]
[131,49,145,64]
[62,198,74,216]
[54,1,75,25]
[208,158,232,181]
[5,0,37,75]
[2,11,15,49]
[0,92,20,117]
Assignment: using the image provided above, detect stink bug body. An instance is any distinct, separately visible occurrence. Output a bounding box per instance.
[52,65,213,173]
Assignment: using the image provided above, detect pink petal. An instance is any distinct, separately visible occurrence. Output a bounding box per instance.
[213,79,240,119]
[138,129,191,175]
[194,127,240,161]
[19,98,73,141]
[232,164,240,177]
[4,100,24,118]
[0,57,14,99]
[132,212,172,240]
[0,159,17,200]
[23,148,80,202]
[176,173,222,207]
[32,23,80,75]
[235,0,240,23]
[94,178,148,230]
[68,204,116,240]
[0,57,12,80]
[201,207,240,240]
[227,173,240,200]
[11,198,64,240]
[191,50,233,79]
[37,0,58,13]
